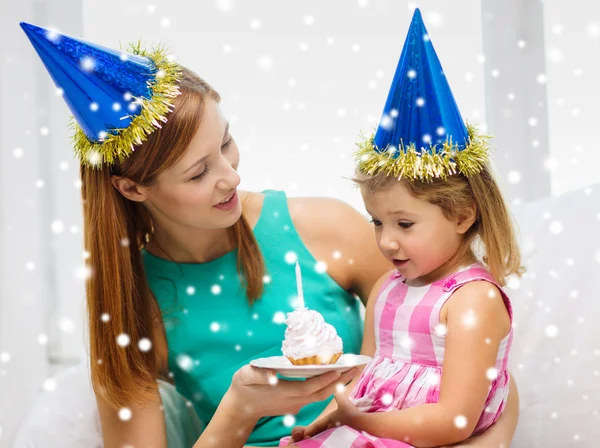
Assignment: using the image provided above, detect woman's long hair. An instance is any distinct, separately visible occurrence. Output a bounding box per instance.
[82,68,265,409]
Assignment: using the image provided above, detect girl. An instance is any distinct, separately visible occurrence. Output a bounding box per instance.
[286,9,520,448]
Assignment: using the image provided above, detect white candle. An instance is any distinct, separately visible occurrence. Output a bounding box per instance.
[295,261,305,309]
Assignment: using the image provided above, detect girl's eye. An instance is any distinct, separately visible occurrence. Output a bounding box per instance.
[222,137,233,150]
[399,222,413,229]
[370,219,382,227]
[190,167,209,182]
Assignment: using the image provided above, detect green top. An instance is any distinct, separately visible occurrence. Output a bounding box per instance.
[143,190,363,446]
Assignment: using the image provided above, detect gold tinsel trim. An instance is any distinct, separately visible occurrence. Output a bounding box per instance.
[71,42,182,167]
[354,123,491,182]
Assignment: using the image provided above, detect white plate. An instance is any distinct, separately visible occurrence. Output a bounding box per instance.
[250,354,372,378]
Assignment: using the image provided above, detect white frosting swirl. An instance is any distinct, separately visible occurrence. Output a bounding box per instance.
[281,308,343,360]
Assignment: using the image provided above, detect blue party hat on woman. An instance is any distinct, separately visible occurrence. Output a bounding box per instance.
[355,9,489,181]
[20,22,181,166]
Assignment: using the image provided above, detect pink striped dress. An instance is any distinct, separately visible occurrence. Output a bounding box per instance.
[281,263,513,448]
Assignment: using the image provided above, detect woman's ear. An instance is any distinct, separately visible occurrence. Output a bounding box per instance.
[456,203,477,234]
[111,175,148,203]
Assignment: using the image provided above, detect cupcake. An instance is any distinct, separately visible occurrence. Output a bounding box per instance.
[281,308,343,365]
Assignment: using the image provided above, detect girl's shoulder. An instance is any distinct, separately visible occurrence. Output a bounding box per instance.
[442,279,512,337]
[440,265,512,336]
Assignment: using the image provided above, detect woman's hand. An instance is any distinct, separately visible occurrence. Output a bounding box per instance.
[194,366,358,448]
[289,392,360,443]
[226,365,359,420]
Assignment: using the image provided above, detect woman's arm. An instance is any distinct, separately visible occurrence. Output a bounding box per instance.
[333,202,393,303]
[97,391,168,448]
[96,384,257,448]
[198,366,355,447]
[95,310,172,447]
[97,366,358,448]
[289,197,392,305]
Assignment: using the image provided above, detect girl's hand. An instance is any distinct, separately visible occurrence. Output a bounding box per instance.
[288,417,329,444]
[226,365,359,420]
[327,392,360,428]
[289,392,360,443]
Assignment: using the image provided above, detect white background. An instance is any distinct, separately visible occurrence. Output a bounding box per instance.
[1,0,599,445]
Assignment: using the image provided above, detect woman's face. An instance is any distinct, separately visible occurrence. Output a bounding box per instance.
[141,99,243,231]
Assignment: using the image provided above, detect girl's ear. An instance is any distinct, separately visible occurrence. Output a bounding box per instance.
[456,203,477,234]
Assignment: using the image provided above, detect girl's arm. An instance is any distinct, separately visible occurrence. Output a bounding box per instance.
[440,373,519,447]
[329,280,512,447]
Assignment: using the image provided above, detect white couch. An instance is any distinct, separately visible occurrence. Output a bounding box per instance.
[508,185,600,447]
[11,185,600,447]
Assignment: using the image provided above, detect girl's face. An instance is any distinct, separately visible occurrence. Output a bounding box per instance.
[361,181,472,283]
[140,99,243,230]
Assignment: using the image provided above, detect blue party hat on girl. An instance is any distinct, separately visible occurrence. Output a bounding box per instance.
[20,22,181,166]
[355,9,490,181]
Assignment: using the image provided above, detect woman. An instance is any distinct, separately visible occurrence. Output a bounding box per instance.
[21,23,519,447]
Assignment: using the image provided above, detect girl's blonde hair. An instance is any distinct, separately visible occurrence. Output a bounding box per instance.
[82,67,265,410]
[354,165,522,286]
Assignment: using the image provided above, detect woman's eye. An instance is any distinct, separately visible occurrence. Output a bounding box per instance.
[190,167,209,182]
